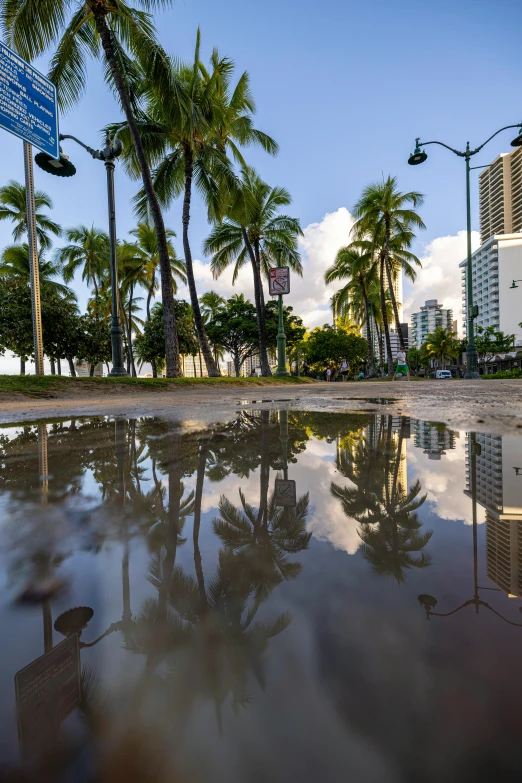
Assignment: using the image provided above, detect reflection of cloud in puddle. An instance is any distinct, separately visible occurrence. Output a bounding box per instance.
[407,437,484,525]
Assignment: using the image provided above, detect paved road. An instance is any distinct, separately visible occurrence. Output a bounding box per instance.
[1,379,522,435]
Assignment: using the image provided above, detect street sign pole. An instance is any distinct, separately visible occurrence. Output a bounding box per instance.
[24,142,44,375]
[275,250,288,376]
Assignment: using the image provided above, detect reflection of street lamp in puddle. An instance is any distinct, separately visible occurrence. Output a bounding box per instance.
[418,433,522,628]
[275,410,297,508]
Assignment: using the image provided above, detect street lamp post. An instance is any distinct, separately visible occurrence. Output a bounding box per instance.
[276,248,289,376]
[408,124,522,379]
[35,132,127,376]
[510,279,522,289]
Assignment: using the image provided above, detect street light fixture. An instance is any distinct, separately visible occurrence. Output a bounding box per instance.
[510,280,522,289]
[408,123,522,379]
[35,132,127,376]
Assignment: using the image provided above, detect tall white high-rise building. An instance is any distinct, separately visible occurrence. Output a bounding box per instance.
[460,234,522,346]
[460,146,522,348]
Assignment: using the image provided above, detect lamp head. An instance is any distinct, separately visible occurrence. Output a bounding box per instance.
[35,149,76,177]
[511,126,522,147]
[54,606,94,638]
[511,280,519,289]
[408,138,428,165]
[418,594,438,611]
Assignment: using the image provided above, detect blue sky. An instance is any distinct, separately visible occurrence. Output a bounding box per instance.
[1,0,521,372]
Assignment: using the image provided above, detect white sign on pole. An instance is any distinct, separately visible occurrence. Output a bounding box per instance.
[269,266,290,296]
[274,478,297,507]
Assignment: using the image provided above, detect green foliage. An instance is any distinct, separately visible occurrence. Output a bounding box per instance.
[481,368,522,380]
[475,325,515,361]
[422,327,459,368]
[78,314,112,367]
[206,295,260,376]
[264,302,306,352]
[0,277,34,361]
[305,324,367,369]
[134,301,198,372]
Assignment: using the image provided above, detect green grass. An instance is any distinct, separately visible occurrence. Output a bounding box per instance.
[0,373,315,398]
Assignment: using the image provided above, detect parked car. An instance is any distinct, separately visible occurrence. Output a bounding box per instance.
[435,369,452,379]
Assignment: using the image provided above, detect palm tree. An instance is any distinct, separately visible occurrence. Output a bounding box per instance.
[109,31,278,377]
[0,244,75,299]
[326,243,378,375]
[353,177,425,372]
[204,167,303,376]
[424,327,459,370]
[0,180,61,249]
[1,0,183,377]
[128,222,186,322]
[201,290,225,364]
[56,226,109,312]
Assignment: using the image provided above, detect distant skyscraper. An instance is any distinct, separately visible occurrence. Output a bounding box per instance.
[479,146,522,244]
[410,300,454,348]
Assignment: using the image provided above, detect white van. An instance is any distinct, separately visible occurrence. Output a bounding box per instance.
[435,369,452,379]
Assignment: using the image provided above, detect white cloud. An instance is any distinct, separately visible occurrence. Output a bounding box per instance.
[175,207,355,331]
[403,230,480,333]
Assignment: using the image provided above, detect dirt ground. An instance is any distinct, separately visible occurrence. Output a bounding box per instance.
[1,379,522,435]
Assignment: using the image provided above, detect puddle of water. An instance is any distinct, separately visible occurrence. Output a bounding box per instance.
[333,397,399,404]
[0,411,521,781]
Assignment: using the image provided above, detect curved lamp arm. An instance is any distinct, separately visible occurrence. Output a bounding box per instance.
[79,620,124,648]
[471,124,522,155]
[416,123,522,158]
[416,138,465,157]
[428,599,522,627]
[59,133,103,160]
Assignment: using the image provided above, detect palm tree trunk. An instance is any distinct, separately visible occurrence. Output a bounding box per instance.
[66,354,76,377]
[193,437,210,605]
[243,230,271,376]
[384,256,406,351]
[146,277,155,322]
[128,283,137,377]
[198,351,203,377]
[57,358,62,376]
[181,149,220,376]
[379,254,393,375]
[91,11,180,378]
[375,321,384,371]
[50,358,56,375]
[20,357,25,375]
[361,282,376,376]
[151,357,158,378]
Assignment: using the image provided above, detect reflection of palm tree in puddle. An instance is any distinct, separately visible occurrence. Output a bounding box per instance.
[126,413,309,724]
[332,415,432,584]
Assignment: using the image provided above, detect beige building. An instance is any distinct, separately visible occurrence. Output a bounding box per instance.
[479,146,522,244]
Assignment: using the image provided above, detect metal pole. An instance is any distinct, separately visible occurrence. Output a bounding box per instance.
[24,142,44,375]
[470,432,479,612]
[464,146,479,379]
[276,249,288,376]
[105,160,127,376]
[279,409,289,480]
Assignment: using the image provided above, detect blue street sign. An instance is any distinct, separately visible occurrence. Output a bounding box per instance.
[0,42,59,159]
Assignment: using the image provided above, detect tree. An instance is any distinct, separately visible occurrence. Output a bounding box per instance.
[475,325,515,368]
[200,291,226,323]
[353,177,425,372]
[305,324,367,372]
[56,226,110,311]
[325,243,378,375]
[1,0,183,377]
[77,313,112,375]
[134,301,198,377]
[0,180,60,249]
[205,295,260,376]
[424,327,459,369]
[127,222,186,321]
[204,167,302,376]
[264,301,306,357]
[110,32,277,377]
[0,277,34,373]
[0,244,75,299]
[406,346,421,374]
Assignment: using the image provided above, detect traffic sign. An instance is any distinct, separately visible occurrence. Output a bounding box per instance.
[269,266,290,296]
[0,41,59,159]
[274,478,297,507]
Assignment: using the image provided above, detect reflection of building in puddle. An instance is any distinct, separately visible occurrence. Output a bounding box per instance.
[413,420,457,460]
[465,434,522,598]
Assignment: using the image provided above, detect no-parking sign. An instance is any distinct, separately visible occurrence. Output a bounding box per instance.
[269,266,290,295]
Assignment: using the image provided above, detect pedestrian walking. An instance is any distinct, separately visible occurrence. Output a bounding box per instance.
[393,350,411,381]
[326,366,332,382]
[340,358,349,382]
